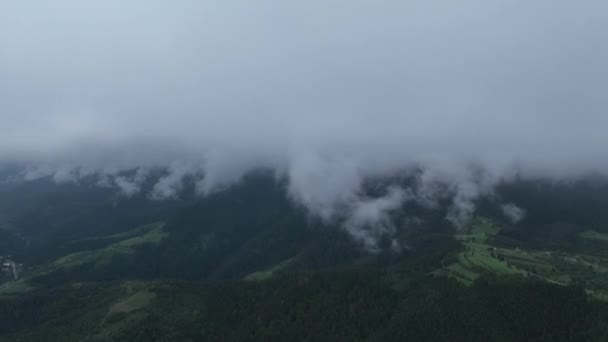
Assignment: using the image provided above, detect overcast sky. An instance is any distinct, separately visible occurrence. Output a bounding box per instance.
[1,0,606,170]
[1,1,608,232]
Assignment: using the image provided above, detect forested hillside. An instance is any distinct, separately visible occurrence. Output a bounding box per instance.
[2,174,608,341]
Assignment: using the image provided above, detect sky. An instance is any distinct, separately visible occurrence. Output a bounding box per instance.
[1,1,608,242]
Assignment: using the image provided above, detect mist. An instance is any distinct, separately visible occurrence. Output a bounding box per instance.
[1,1,607,240]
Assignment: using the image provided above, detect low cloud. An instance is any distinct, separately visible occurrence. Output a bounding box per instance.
[501,203,526,224]
[344,187,410,251]
[1,1,607,245]
[114,168,149,197]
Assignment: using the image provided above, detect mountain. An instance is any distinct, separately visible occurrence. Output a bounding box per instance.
[2,172,608,341]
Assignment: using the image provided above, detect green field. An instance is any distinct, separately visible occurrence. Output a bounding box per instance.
[108,288,156,316]
[581,230,608,242]
[436,218,525,285]
[436,217,608,300]
[244,257,295,281]
[0,223,168,296]
[53,222,167,268]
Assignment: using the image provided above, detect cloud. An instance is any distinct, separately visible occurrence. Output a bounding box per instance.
[149,162,201,200]
[501,203,526,224]
[286,151,364,222]
[114,167,149,197]
[1,1,607,243]
[344,187,410,251]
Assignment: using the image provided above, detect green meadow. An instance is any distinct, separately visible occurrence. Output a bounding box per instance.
[436,217,608,300]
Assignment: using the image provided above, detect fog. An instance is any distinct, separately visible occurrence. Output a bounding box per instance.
[1,1,607,243]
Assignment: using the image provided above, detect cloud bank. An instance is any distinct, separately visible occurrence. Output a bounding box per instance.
[1,1,607,243]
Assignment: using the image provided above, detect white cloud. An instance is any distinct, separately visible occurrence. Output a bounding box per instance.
[501,203,526,224]
[1,1,607,243]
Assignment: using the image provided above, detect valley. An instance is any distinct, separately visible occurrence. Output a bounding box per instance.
[2,176,608,340]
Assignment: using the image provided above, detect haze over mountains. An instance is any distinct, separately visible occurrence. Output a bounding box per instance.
[2,170,608,340]
[1,2,608,340]
[2,1,608,248]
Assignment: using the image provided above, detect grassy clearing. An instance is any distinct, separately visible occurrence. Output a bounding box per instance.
[74,227,149,243]
[109,289,156,315]
[437,217,608,300]
[581,230,608,242]
[444,263,479,286]
[0,223,167,295]
[441,218,525,285]
[95,282,159,336]
[245,258,294,281]
[54,222,167,269]
[0,279,33,296]
[444,243,528,286]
